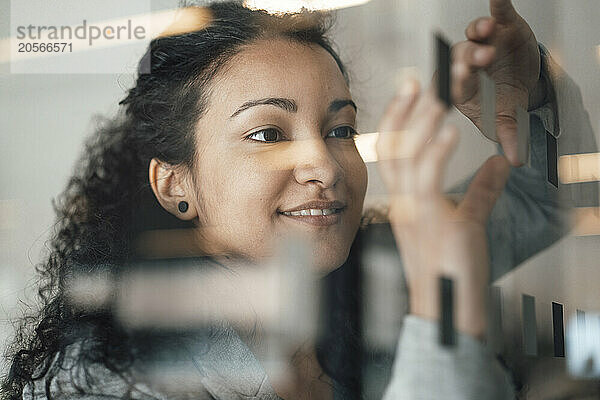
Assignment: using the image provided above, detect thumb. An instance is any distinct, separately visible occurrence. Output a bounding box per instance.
[458,155,510,224]
[490,0,518,23]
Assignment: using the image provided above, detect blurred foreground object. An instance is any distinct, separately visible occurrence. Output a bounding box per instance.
[559,153,600,184]
[68,235,319,339]
[567,312,600,378]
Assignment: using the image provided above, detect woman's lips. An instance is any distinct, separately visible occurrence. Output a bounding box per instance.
[278,208,343,226]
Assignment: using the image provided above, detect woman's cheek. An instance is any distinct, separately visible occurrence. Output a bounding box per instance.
[344,151,368,205]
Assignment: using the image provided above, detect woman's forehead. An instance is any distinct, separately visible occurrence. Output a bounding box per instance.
[206,38,351,116]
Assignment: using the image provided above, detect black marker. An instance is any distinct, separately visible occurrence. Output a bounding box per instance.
[440,276,455,346]
[435,33,451,108]
[552,302,565,357]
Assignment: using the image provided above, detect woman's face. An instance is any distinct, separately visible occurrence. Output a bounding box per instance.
[190,38,367,271]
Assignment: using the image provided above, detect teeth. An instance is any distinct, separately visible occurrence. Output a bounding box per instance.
[282,208,338,216]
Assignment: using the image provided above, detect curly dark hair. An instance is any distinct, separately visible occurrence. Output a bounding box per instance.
[1,2,355,399]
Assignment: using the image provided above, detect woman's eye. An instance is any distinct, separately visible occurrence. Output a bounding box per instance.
[246,128,282,143]
[327,126,357,139]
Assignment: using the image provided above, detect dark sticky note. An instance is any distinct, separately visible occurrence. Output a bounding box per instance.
[546,132,558,187]
[439,277,455,346]
[522,294,538,356]
[435,33,451,108]
[552,302,565,357]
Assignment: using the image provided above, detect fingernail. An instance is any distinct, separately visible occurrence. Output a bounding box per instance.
[476,19,488,34]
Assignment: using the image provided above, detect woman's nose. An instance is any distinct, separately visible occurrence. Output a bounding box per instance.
[292,138,344,189]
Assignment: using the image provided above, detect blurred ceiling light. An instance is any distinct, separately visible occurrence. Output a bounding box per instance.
[155,7,212,38]
[244,0,372,13]
[559,153,600,184]
[354,132,379,163]
[355,130,417,163]
[573,207,600,236]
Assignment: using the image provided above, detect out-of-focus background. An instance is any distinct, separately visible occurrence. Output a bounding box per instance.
[1,0,599,394]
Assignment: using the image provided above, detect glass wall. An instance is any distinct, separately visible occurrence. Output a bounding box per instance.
[1,1,598,398]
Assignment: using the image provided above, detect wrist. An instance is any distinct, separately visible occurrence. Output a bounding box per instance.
[408,280,438,321]
[408,278,487,341]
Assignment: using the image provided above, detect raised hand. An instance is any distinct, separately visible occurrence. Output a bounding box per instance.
[376,79,511,338]
[452,0,545,166]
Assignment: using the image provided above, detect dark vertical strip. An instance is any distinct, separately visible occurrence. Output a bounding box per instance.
[546,131,558,187]
[435,33,451,108]
[522,294,538,356]
[440,277,455,346]
[552,302,565,357]
[317,231,363,400]
[488,286,504,353]
[349,229,363,400]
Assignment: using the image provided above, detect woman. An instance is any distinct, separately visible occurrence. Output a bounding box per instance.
[2,1,589,399]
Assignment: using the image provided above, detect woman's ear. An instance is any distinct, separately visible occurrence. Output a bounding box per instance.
[149,158,198,221]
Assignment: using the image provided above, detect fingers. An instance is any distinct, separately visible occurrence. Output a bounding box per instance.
[465,17,495,42]
[407,86,448,161]
[458,155,510,223]
[452,41,496,103]
[377,79,420,134]
[489,0,518,23]
[376,79,420,191]
[417,125,460,195]
[376,79,453,208]
[376,79,447,171]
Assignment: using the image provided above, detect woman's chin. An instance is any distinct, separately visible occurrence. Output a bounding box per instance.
[310,247,351,275]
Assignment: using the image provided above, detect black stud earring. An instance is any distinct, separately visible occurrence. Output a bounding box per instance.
[178,201,189,213]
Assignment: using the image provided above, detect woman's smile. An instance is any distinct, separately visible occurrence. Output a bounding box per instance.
[278,200,345,226]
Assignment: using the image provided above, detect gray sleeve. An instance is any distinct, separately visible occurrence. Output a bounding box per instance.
[382,316,515,400]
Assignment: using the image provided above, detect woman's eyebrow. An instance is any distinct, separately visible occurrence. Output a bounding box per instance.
[329,99,357,114]
[230,97,297,118]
